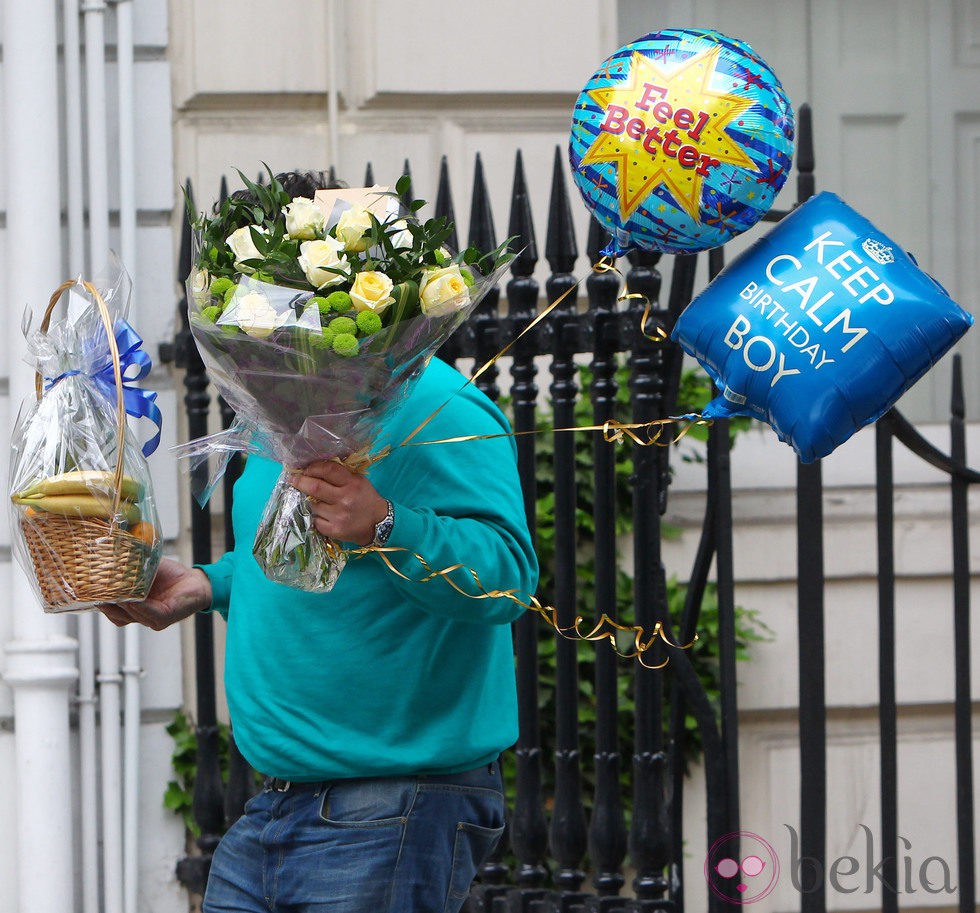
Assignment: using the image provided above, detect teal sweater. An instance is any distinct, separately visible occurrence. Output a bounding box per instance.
[199,358,538,781]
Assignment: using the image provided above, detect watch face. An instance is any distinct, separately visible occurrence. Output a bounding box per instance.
[374,502,394,546]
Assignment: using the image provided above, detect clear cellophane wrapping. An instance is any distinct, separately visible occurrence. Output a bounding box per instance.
[9,267,162,613]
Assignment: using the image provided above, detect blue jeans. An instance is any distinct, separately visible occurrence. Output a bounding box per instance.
[203,762,505,913]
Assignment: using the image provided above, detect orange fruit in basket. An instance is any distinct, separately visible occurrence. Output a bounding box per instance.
[129,521,157,547]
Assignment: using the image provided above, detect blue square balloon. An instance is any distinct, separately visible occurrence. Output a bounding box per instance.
[672,192,974,462]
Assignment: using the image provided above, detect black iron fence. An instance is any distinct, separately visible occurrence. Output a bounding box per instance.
[163,103,977,912]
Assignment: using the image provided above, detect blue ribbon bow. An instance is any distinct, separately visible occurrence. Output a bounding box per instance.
[46,319,163,457]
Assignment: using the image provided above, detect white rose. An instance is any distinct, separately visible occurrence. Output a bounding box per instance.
[190,268,211,307]
[298,237,351,290]
[335,206,374,252]
[349,270,395,313]
[419,264,470,316]
[387,219,414,251]
[234,291,284,339]
[283,196,326,240]
[226,225,266,273]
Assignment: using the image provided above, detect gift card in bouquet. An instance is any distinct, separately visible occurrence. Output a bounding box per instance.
[313,185,396,227]
[8,265,164,613]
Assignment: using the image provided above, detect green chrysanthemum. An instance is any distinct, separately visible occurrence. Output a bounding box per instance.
[332,333,359,357]
[210,277,234,299]
[310,328,336,350]
[202,305,221,323]
[325,290,353,313]
[328,316,356,336]
[355,310,382,336]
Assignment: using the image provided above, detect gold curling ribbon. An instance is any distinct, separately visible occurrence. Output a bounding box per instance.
[399,257,670,450]
[309,258,704,666]
[349,543,697,670]
[592,257,669,344]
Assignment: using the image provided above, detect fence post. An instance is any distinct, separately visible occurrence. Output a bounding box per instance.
[173,180,226,896]
[544,146,590,904]
[506,150,552,909]
[949,355,976,913]
[624,249,672,912]
[584,217,629,909]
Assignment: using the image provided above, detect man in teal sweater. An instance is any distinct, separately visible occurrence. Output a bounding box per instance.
[101,356,538,913]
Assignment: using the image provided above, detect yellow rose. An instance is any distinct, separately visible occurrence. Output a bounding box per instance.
[283,196,326,240]
[419,265,470,316]
[335,206,374,252]
[298,238,351,290]
[349,271,395,313]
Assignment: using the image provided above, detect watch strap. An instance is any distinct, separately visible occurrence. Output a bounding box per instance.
[371,499,395,547]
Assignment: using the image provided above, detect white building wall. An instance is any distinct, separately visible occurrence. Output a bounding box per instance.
[0,2,187,912]
[0,0,977,910]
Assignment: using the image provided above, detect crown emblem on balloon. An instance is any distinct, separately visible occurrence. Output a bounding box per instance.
[862,238,895,265]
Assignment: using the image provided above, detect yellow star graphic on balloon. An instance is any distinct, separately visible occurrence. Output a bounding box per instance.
[580,47,757,224]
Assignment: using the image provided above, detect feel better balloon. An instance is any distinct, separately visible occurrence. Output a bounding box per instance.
[671,192,974,462]
[569,28,795,256]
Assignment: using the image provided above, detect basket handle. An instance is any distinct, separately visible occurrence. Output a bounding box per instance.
[34,279,128,521]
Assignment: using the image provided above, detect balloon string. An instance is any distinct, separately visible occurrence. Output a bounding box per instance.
[592,257,668,343]
[317,257,705,666]
[398,416,707,450]
[348,542,698,669]
[399,256,671,449]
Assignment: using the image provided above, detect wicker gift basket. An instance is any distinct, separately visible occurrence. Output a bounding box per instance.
[10,277,162,612]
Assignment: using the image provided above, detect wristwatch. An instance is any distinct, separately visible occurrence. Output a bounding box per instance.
[371,499,395,548]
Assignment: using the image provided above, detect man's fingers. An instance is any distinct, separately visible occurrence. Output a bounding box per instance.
[99,604,134,627]
[290,471,351,505]
[295,460,353,485]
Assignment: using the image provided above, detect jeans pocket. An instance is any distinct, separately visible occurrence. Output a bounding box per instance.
[318,777,417,829]
[445,821,505,910]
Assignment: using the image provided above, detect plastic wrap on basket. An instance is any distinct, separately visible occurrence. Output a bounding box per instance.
[8,267,164,613]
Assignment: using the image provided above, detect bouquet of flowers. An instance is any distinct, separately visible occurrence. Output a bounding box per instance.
[182,169,510,591]
[9,261,163,612]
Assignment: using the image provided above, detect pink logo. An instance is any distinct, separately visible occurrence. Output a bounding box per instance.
[704,831,780,904]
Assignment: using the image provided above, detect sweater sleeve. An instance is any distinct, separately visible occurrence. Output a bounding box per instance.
[195,551,236,620]
[372,388,538,625]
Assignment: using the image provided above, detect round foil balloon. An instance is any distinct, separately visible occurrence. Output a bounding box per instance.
[671,192,974,462]
[569,28,795,256]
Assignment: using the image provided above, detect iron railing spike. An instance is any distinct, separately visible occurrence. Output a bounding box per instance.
[507,150,538,274]
[545,145,577,273]
[467,153,497,254]
[435,156,459,251]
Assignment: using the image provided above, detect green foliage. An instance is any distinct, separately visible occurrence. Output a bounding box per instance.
[164,710,230,837]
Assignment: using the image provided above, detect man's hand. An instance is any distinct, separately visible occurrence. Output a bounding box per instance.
[288,460,389,547]
[99,558,212,631]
